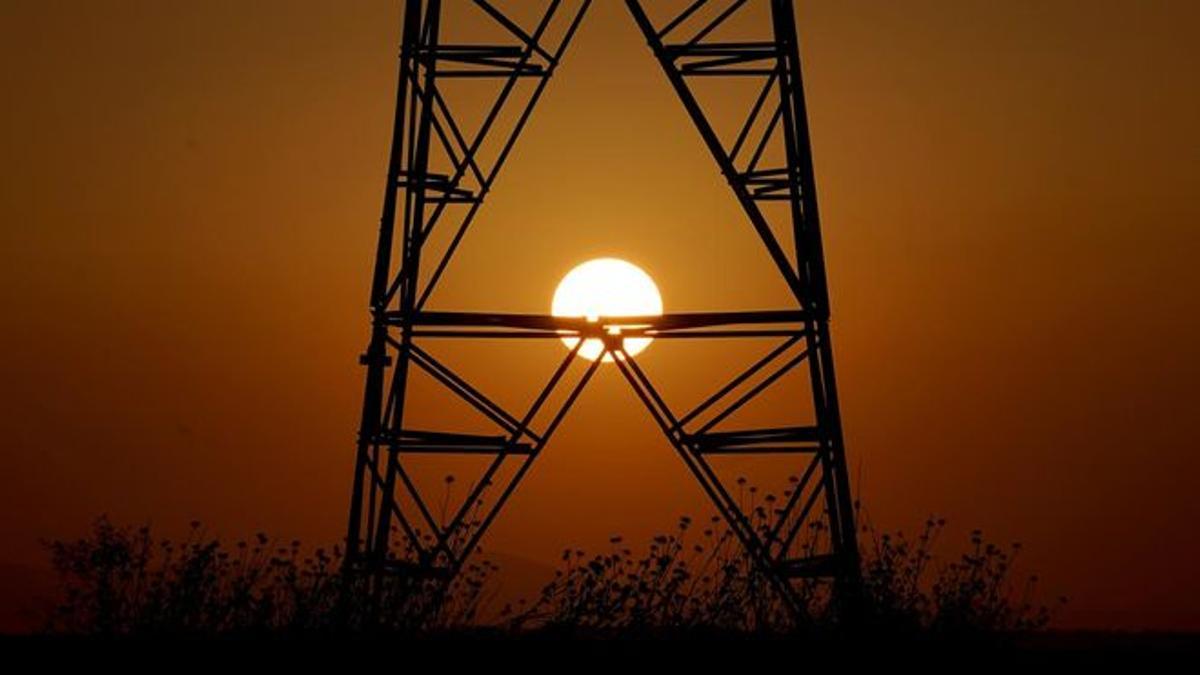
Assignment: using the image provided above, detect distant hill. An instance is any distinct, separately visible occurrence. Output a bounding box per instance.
[474,550,558,622]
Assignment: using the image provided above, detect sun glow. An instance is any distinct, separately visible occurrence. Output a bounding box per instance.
[551,258,663,362]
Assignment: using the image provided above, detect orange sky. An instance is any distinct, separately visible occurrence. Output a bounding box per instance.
[2,0,1198,630]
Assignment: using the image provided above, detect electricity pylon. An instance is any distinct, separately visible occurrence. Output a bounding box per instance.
[345,0,860,619]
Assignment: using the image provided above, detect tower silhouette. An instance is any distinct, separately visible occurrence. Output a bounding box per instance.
[346,0,860,617]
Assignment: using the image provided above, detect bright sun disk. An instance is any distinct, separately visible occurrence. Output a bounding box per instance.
[551,258,663,362]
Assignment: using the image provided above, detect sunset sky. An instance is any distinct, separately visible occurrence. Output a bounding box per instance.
[2,0,1198,630]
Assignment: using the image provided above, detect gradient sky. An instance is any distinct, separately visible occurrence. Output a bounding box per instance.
[2,0,1198,630]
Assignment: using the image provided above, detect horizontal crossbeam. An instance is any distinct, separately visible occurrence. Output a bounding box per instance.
[375,429,535,455]
[384,309,809,335]
[664,42,779,75]
[417,42,548,76]
[390,444,534,455]
[687,425,820,454]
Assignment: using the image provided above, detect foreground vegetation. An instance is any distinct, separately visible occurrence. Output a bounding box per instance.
[40,510,1061,640]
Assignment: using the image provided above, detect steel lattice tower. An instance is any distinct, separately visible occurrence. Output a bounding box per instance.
[346,0,861,618]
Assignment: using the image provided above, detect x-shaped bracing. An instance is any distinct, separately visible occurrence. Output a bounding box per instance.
[362,309,846,616]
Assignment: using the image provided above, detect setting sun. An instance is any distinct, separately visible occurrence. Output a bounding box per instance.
[551,258,663,362]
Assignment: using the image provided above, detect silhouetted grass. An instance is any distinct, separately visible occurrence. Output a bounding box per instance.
[41,507,1061,640]
[43,518,493,636]
[500,514,1059,637]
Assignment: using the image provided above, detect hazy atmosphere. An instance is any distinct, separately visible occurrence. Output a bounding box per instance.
[2,0,1198,631]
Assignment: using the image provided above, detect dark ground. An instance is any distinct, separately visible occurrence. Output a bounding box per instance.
[2,629,1198,667]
